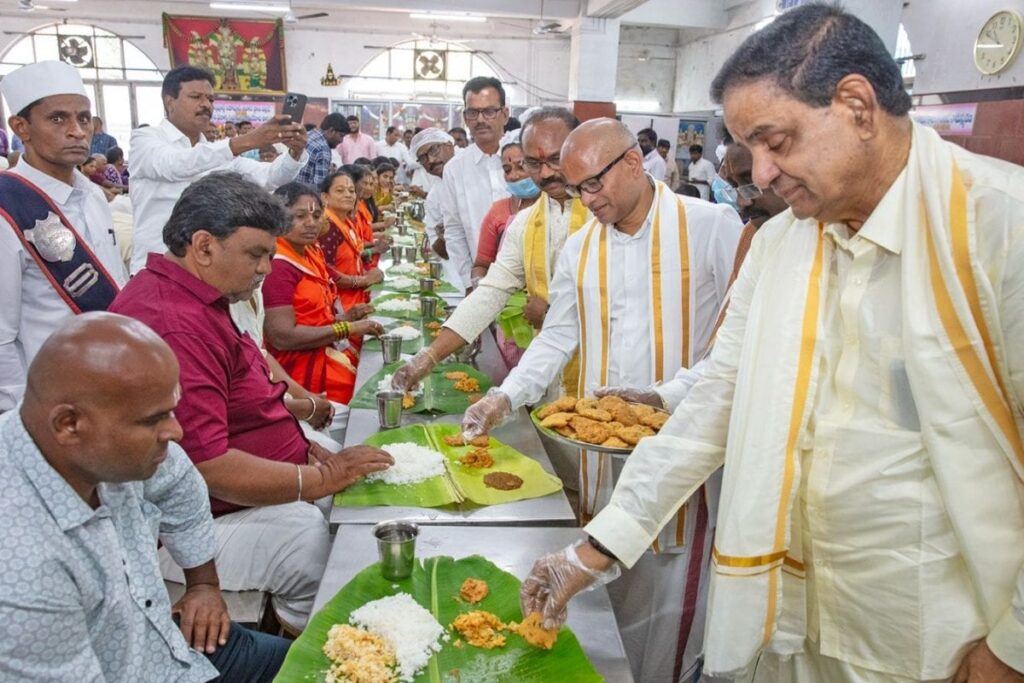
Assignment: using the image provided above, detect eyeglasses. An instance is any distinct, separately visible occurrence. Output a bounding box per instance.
[523,155,561,172]
[565,146,634,198]
[716,177,763,203]
[463,107,504,121]
[416,144,446,166]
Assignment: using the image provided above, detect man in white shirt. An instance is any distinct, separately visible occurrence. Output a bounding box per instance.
[439,77,512,289]
[0,61,127,413]
[394,108,583,386]
[376,125,410,179]
[658,138,681,191]
[686,144,717,202]
[338,115,376,165]
[519,6,1024,683]
[408,128,459,285]
[129,65,308,273]
[463,119,741,682]
[638,127,666,182]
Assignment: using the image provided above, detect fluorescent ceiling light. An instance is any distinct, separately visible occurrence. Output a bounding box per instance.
[615,99,661,112]
[209,2,291,12]
[409,12,487,23]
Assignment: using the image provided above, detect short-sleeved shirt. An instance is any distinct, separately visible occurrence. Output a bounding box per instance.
[262,260,304,309]
[109,253,309,516]
[0,410,219,682]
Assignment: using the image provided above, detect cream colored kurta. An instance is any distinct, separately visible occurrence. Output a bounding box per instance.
[443,194,576,343]
[585,134,1024,680]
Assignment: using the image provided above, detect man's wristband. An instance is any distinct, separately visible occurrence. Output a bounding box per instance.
[587,535,619,562]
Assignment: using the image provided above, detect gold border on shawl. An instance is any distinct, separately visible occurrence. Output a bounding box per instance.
[675,505,687,547]
[525,194,549,299]
[598,226,611,383]
[714,547,788,568]
[570,198,589,235]
[651,194,665,381]
[677,199,691,368]
[925,195,1024,467]
[763,226,825,644]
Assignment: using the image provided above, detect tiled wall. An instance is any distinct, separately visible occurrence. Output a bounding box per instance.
[941,99,1024,167]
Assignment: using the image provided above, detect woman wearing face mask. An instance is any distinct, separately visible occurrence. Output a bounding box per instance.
[472,142,540,280]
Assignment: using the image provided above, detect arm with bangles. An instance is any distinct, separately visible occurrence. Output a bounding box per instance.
[195,446,393,507]
[263,306,383,352]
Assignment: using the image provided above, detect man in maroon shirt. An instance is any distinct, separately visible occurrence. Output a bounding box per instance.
[110,172,392,630]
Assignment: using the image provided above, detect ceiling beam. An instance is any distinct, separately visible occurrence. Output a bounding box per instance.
[585,0,648,18]
[619,0,727,29]
[284,0,583,20]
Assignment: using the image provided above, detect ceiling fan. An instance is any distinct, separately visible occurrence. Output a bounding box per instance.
[17,0,69,12]
[532,0,565,35]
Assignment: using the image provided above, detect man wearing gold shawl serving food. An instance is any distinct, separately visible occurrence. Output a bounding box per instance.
[461,118,741,682]
[392,108,589,487]
[517,5,1024,683]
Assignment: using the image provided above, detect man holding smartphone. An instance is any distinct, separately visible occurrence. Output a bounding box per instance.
[129,65,308,274]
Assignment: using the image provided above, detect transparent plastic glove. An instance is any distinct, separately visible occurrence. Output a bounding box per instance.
[391,349,436,392]
[520,542,622,631]
[594,385,664,409]
[461,388,512,440]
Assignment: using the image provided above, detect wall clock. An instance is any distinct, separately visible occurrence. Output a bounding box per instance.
[974,10,1023,75]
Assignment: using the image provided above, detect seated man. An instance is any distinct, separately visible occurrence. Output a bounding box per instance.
[0,312,289,681]
[110,172,393,630]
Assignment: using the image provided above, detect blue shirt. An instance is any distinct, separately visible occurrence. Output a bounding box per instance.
[0,410,219,682]
[90,131,118,155]
[297,128,332,187]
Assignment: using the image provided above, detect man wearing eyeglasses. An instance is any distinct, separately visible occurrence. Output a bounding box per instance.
[597,139,789,411]
[461,118,741,682]
[437,77,512,290]
[392,109,590,487]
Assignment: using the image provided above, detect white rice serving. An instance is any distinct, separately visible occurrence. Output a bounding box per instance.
[377,373,422,396]
[375,297,420,313]
[386,276,418,290]
[366,442,445,485]
[348,593,445,683]
[387,326,421,341]
[388,263,422,276]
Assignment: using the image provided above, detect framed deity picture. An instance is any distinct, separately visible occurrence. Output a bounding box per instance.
[162,14,287,94]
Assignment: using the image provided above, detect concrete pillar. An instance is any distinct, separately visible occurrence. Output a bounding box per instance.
[569,16,620,119]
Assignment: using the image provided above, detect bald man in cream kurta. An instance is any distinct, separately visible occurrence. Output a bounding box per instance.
[495,180,741,682]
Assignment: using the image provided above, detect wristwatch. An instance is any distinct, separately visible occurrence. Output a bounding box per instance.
[587,535,619,562]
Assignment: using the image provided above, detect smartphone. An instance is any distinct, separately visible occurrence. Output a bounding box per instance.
[281,92,307,123]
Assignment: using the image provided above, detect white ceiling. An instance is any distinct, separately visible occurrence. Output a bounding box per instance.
[2,0,756,31]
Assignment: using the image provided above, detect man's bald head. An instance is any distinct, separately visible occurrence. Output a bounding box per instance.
[560,118,649,229]
[22,313,183,500]
[26,312,177,407]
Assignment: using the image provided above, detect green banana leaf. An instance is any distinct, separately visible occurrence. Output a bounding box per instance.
[362,320,433,355]
[496,291,536,350]
[334,424,563,508]
[428,423,563,506]
[370,293,443,321]
[274,555,603,683]
[350,363,492,415]
[333,425,461,508]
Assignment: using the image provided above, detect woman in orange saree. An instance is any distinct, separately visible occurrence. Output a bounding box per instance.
[317,169,383,312]
[263,182,384,403]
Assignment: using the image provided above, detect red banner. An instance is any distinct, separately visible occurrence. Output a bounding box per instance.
[162,13,287,94]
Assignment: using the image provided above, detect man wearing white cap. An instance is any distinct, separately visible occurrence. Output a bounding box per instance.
[408,127,460,285]
[0,60,127,413]
[128,65,309,274]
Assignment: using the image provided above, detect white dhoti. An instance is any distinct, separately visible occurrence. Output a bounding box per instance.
[160,500,331,630]
[737,639,950,683]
